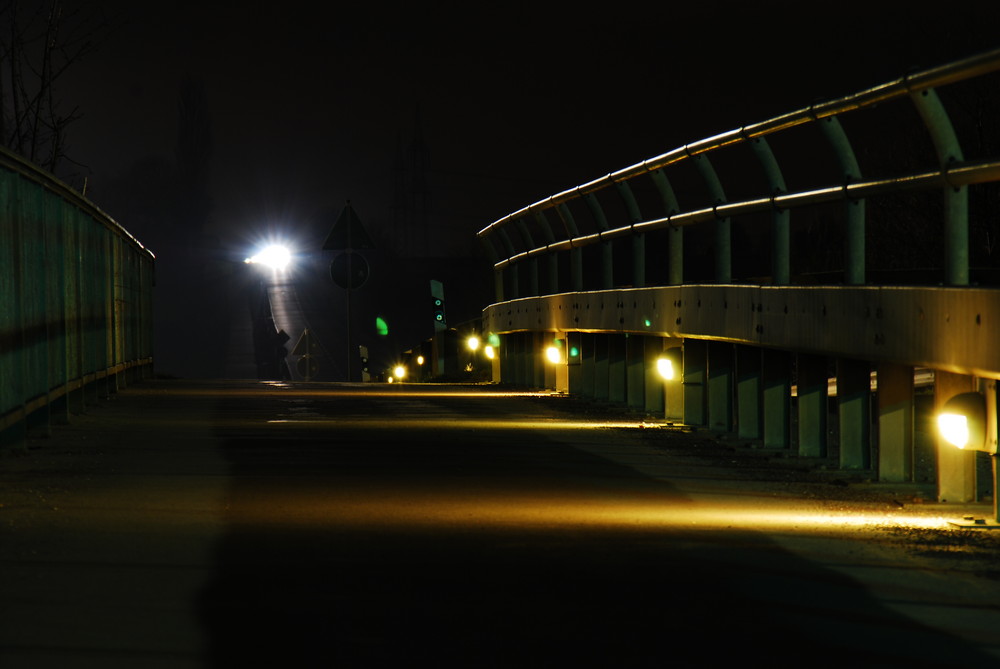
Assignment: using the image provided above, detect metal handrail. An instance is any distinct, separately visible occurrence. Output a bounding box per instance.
[478,47,1000,273]
[494,158,1000,270]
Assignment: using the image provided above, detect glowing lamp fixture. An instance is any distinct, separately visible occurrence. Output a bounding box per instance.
[484,345,496,360]
[416,355,425,366]
[393,365,406,380]
[244,244,292,270]
[545,346,562,364]
[467,335,480,352]
[937,392,986,450]
[656,357,674,381]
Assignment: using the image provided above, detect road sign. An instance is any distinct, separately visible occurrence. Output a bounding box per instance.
[330,252,370,289]
[291,329,312,357]
[296,355,319,380]
[322,202,375,251]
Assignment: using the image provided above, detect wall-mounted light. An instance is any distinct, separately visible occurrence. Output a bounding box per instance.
[938,391,986,450]
[656,347,683,381]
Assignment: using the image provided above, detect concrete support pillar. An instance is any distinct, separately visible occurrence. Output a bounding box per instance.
[543,335,557,391]
[683,339,707,427]
[664,340,684,422]
[580,333,596,399]
[567,331,584,395]
[935,370,978,503]
[708,342,733,433]
[594,334,610,401]
[736,345,761,440]
[838,358,872,470]
[797,353,828,457]
[763,349,791,449]
[517,333,533,387]
[644,337,665,416]
[608,335,627,404]
[501,334,514,386]
[532,332,546,390]
[626,335,646,412]
[877,363,914,482]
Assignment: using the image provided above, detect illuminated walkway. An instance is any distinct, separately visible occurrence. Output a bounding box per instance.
[1,380,999,667]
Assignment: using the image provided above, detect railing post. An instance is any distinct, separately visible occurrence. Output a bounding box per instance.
[533,211,559,294]
[692,152,730,283]
[498,228,519,300]
[616,181,645,288]
[749,135,790,285]
[650,169,682,285]
[584,193,613,289]
[911,86,967,286]
[557,203,584,291]
[819,116,865,285]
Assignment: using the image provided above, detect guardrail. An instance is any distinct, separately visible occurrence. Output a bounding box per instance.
[0,146,154,445]
[478,47,1000,294]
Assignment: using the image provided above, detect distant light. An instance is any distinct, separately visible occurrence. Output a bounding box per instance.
[416,355,425,365]
[656,357,674,381]
[644,319,652,328]
[376,316,389,336]
[484,345,496,360]
[545,346,562,364]
[467,335,480,351]
[393,365,406,380]
[245,244,291,270]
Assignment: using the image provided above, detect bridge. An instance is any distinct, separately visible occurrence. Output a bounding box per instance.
[475,47,1000,516]
[4,46,1000,667]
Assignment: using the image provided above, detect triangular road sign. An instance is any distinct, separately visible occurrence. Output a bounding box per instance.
[322,202,376,250]
[291,329,312,357]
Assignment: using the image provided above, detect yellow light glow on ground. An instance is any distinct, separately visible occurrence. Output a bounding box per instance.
[218,486,953,534]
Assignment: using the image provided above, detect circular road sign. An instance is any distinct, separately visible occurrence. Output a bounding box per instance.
[330,252,370,289]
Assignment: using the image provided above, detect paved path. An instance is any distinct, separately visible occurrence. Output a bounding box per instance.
[2,380,999,668]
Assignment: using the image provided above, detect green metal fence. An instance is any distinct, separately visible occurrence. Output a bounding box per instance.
[0,147,154,446]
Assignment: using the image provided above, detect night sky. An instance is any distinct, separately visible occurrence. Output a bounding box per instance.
[35,1,1000,376]
[57,3,1000,247]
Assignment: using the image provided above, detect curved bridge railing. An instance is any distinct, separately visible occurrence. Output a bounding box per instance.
[476,47,1000,507]
[0,147,154,446]
[479,47,1000,294]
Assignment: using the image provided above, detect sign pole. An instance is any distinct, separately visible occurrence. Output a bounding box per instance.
[323,201,375,382]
